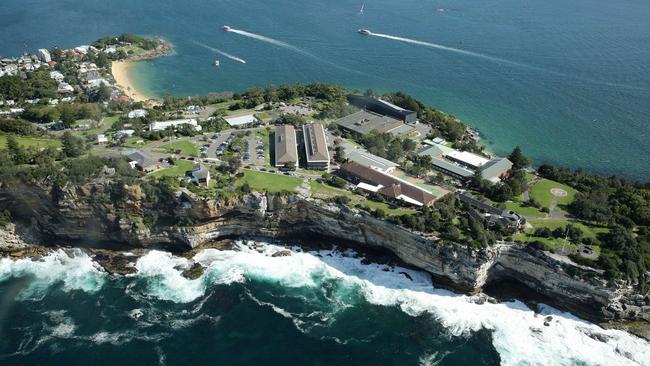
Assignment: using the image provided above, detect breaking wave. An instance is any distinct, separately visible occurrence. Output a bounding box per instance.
[0,249,106,299]
[1,245,649,365]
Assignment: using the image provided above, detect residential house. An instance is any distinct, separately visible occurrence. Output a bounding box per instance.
[191,164,211,186]
[126,150,158,172]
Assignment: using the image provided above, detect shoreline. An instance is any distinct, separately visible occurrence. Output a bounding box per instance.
[111,60,154,103]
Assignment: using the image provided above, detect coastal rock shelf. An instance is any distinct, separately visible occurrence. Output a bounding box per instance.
[1,181,648,330]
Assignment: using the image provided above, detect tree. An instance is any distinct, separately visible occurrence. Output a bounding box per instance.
[334,145,346,163]
[509,146,531,170]
[284,161,296,171]
[6,135,28,164]
[61,131,87,158]
[95,82,112,102]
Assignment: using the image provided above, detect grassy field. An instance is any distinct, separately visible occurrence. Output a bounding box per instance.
[149,160,195,178]
[310,181,352,198]
[505,200,547,217]
[526,218,608,239]
[160,141,198,156]
[0,134,61,149]
[529,178,577,208]
[238,170,302,193]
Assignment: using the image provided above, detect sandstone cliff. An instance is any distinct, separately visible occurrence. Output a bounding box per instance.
[0,180,648,329]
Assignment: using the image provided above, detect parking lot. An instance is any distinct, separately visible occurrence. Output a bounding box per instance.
[242,134,265,165]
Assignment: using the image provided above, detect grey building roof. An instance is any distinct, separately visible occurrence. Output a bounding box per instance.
[126,150,156,168]
[346,150,399,172]
[480,157,513,180]
[430,158,475,178]
[192,164,210,180]
[336,110,403,135]
[303,123,330,162]
[275,124,298,166]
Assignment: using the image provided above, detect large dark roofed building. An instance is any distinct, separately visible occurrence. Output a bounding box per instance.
[274,124,299,168]
[348,95,417,123]
[336,110,404,136]
[302,123,330,170]
[339,161,436,207]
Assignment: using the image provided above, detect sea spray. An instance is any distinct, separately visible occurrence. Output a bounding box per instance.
[192,41,246,64]
[0,249,106,298]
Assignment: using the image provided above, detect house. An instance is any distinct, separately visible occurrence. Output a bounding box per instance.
[339,161,436,207]
[127,109,147,119]
[38,49,51,63]
[191,164,211,186]
[457,192,524,231]
[302,123,330,170]
[149,119,201,132]
[97,134,108,144]
[224,114,258,127]
[480,157,513,183]
[49,71,65,82]
[115,129,135,138]
[57,82,74,94]
[274,124,299,168]
[126,150,158,172]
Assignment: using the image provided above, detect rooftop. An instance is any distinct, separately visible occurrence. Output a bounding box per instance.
[336,110,403,135]
[275,124,298,166]
[224,114,257,127]
[303,123,330,162]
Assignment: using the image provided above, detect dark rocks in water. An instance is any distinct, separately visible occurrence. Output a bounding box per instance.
[91,250,138,275]
[544,316,553,327]
[271,250,291,257]
[399,271,413,281]
[182,263,205,280]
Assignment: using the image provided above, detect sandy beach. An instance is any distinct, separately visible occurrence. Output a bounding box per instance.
[111,61,153,102]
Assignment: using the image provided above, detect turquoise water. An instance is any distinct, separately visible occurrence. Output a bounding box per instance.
[1,246,649,365]
[1,0,649,179]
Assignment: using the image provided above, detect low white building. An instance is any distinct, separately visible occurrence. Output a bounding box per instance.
[224,114,257,127]
[38,49,51,63]
[149,119,201,132]
[116,129,135,138]
[127,109,147,119]
[50,71,65,82]
[57,82,74,94]
[97,134,108,144]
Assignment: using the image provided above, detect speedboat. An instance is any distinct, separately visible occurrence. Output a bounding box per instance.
[357,28,371,35]
[222,25,231,31]
[215,60,220,67]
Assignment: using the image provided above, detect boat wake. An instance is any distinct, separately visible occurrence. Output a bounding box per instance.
[224,27,313,58]
[367,31,525,67]
[366,31,650,92]
[192,41,246,64]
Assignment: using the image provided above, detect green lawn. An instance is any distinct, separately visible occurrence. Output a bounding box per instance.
[149,160,195,178]
[238,170,302,193]
[310,181,353,198]
[0,134,61,149]
[505,200,547,218]
[159,141,199,156]
[529,178,577,208]
[526,218,608,239]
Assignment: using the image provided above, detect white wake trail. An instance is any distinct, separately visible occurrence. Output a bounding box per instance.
[192,41,246,64]
[226,28,312,57]
[368,32,523,67]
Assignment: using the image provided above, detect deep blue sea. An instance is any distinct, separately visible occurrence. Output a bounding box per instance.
[1,245,649,366]
[0,0,649,179]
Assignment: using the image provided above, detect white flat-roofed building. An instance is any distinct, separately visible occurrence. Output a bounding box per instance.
[127,109,148,119]
[224,114,258,127]
[445,150,489,170]
[38,49,51,63]
[97,134,108,144]
[302,123,330,170]
[50,71,64,82]
[149,118,201,132]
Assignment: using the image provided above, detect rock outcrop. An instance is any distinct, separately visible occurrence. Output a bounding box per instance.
[0,180,648,328]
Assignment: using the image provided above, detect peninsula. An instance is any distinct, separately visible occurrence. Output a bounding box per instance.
[0,35,648,343]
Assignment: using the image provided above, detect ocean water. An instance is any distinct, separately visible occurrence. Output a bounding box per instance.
[1,0,649,179]
[0,243,649,366]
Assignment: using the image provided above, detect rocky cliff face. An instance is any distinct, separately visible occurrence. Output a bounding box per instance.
[1,180,648,327]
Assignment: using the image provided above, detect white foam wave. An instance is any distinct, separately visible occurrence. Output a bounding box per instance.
[0,249,106,299]
[192,40,246,63]
[131,243,650,366]
[225,27,312,57]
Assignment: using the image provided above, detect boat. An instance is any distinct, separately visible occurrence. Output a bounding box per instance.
[357,28,371,35]
[214,60,220,67]
[222,25,231,31]
[359,3,365,14]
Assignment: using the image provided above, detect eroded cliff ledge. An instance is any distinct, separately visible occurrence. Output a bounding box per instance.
[1,180,648,329]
